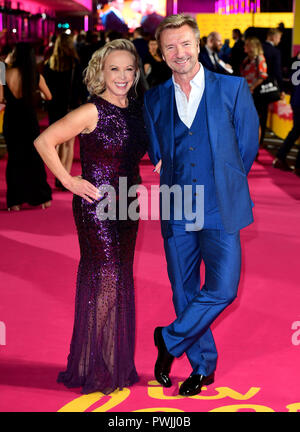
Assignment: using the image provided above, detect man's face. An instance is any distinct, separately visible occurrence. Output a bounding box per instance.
[209,33,222,52]
[160,25,199,77]
[273,32,282,46]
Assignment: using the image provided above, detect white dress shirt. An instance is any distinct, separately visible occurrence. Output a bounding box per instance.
[172,63,205,129]
[205,45,233,74]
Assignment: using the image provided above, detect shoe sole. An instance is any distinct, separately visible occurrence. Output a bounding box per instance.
[179,375,215,396]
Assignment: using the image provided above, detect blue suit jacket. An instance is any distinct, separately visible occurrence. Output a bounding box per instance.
[143,67,259,237]
[198,47,229,75]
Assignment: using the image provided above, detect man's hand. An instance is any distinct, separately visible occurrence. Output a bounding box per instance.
[153,159,162,174]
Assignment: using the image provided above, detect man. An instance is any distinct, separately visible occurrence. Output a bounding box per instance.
[273,53,300,176]
[132,27,149,65]
[230,28,246,76]
[101,0,129,34]
[199,31,233,75]
[260,28,285,146]
[143,14,259,396]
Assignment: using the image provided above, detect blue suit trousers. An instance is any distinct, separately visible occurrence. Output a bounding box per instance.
[162,224,241,376]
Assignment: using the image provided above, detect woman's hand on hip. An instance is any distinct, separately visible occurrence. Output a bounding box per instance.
[67,176,100,203]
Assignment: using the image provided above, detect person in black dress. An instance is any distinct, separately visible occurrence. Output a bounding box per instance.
[144,38,171,87]
[0,42,52,211]
[34,39,148,394]
[43,33,82,190]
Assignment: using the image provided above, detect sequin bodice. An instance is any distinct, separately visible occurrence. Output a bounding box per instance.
[79,96,147,191]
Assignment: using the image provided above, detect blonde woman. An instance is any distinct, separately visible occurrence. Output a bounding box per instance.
[240,37,268,95]
[43,33,81,189]
[34,39,147,394]
[240,37,268,148]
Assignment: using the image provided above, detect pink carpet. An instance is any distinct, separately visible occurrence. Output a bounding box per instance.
[0,135,300,412]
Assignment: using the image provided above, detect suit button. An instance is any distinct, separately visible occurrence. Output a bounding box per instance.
[189,147,194,151]
[193,179,197,182]
[191,163,195,167]
[189,131,193,136]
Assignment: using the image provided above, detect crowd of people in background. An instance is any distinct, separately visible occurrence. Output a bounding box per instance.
[0,18,299,211]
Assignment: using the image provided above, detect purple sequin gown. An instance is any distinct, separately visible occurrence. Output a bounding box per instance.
[57,96,147,394]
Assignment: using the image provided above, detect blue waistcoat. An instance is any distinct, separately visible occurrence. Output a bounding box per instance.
[171,89,224,230]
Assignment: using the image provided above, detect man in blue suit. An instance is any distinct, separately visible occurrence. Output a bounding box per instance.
[143,14,259,396]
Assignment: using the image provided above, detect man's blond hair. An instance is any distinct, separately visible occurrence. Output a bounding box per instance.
[155,14,200,51]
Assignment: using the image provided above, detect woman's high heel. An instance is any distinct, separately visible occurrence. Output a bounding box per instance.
[8,205,21,211]
[41,200,52,209]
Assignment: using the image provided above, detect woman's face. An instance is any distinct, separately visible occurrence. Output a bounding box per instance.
[149,40,158,56]
[102,50,136,98]
[244,40,253,56]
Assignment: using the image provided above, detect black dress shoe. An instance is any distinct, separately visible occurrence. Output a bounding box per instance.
[154,327,174,387]
[179,372,215,396]
[294,168,300,177]
[273,158,293,172]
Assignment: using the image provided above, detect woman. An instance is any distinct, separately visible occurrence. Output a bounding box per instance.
[240,37,268,148]
[34,39,148,395]
[43,33,82,190]
[0,42,52,211]
[144,38,171,88]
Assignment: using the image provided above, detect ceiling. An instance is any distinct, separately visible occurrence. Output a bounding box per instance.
[29,0,92,13]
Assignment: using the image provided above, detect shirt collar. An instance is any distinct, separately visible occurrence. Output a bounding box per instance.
[172,63,204,91]
[205,45,214,56]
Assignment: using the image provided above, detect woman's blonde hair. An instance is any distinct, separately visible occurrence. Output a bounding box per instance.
[245,37,264,58]
[49,33,79,72]
[155,14,200,52]
[84,39,140,97]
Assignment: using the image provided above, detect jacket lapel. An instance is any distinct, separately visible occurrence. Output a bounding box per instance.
[159,78,175,161]
[203,67,220,159]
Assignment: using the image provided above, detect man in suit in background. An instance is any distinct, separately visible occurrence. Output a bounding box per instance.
[230,28,246,76]
[132,27,150,65]
[199,31,233,75]
[144,14,259,396]
[259,28,285,146]
[101,0,129,34]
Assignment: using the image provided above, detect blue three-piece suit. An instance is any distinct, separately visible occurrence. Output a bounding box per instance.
[143,67,259,376]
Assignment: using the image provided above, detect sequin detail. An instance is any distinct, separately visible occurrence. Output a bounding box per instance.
[57,96,148,394]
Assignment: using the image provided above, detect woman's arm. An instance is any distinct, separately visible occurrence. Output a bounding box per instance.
[250,78,264,93]
[38,73,52,101]
[0,84,4,103]
[34,103,100,203]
